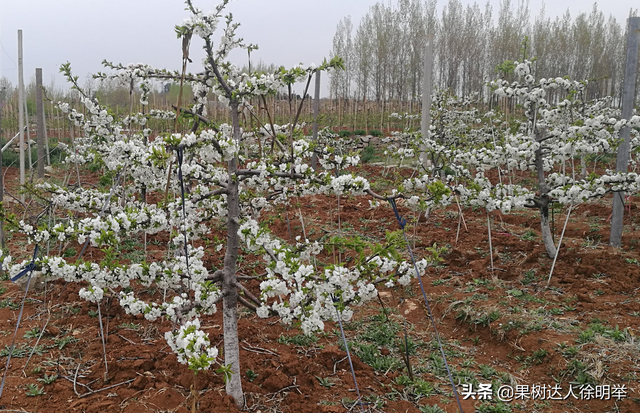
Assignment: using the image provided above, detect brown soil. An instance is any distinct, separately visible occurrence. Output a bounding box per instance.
[0,163,638,413]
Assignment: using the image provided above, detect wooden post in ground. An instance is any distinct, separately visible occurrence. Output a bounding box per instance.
[36,68,45,178]
[18,29,25,202]
[610,17,640,247]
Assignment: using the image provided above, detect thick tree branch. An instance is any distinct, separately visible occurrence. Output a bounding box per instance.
[206,269,224,283]
[236,282,261,306]
[238,295,257,312]
[204,39,233,98]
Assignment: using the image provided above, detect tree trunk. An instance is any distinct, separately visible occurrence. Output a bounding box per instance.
[535,127,556,258]
[539,199,556,258]
[222,101,244,407]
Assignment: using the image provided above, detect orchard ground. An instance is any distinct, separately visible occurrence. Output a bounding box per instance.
[0,162,638,413]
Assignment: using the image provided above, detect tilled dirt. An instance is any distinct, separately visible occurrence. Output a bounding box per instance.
[0,164,638,413]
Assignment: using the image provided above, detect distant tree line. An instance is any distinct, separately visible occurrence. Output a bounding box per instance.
[329,0,636,103]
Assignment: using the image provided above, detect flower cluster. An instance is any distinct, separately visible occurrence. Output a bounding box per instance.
[165,319,219,372]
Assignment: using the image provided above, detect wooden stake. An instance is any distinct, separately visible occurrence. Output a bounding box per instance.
[297,198,307,241]
[547,205,573,286]
[455,196,468,232]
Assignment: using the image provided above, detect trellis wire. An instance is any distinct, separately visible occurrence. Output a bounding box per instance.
[22,311,51,375]
[97,301,109,381]
[73,171,123,381]
[387,198,464,413]
[331,296,365,413]
[176,145,190,271]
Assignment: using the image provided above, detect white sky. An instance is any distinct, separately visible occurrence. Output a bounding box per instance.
[0,0,637,96]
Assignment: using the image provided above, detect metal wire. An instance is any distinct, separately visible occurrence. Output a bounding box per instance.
[176,145,190,272]
[332,295,365,413]
[388,198,464,413]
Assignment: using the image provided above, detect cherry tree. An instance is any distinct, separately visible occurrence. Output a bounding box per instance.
[2,1,434,407]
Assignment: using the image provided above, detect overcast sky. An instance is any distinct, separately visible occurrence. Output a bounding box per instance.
[0,0,637,96]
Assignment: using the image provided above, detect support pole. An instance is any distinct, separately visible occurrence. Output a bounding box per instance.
[44,104,50,166]
[36,68,45,178]
[18,30,25,202]
[610,17,640,247]
[311,70,321,171]
[420,37,433,169]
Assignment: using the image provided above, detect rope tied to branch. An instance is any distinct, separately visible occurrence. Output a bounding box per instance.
[10,244,39,282]
[388,197,406,229]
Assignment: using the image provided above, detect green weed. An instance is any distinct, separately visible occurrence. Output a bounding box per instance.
[315,376,335,388]
[37,374,58,385]
[24,384,46,397]
[23,328,42,339]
